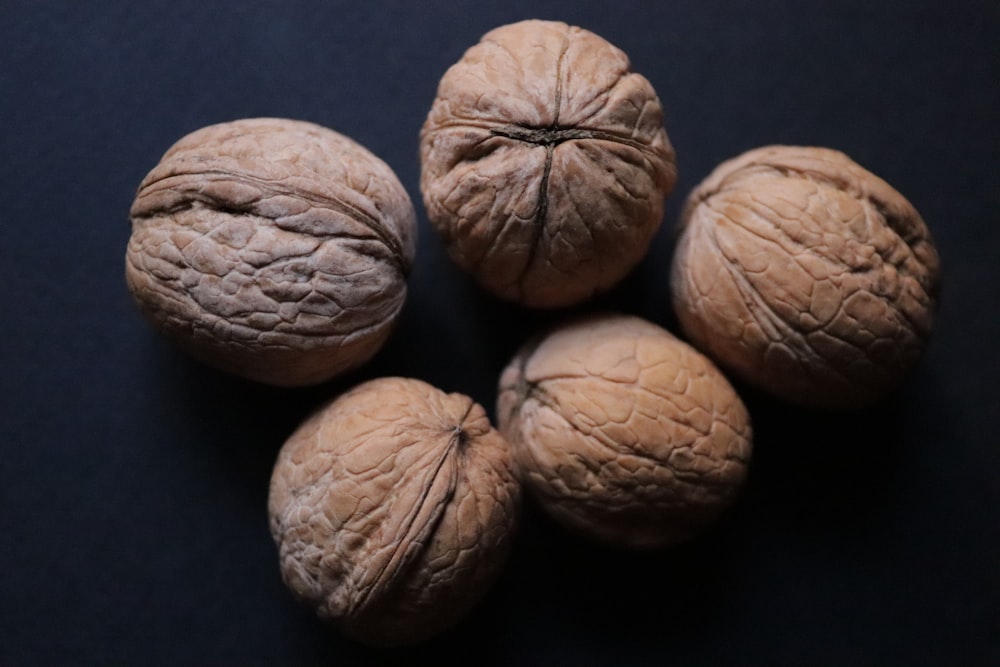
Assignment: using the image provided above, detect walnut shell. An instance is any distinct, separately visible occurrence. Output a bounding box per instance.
[125,118,416,386]
[670,145,941,408]
[497,314,751,548]
[420,20,677,308]
[268,377,519,646]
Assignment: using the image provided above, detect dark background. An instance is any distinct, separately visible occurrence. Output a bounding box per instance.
[2,1,998,664]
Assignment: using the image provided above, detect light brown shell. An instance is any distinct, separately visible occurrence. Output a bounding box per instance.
[268,377,519,646]
[125,118,416,386]
[670,145,941,408]
[496,314,751,548]
[420,20,677,308]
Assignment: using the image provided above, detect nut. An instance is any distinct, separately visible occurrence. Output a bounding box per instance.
[670,145,941,408]
[268,377,519,646]
[125,118,416,386]
[420,19,677,308]
[496,314,751,548]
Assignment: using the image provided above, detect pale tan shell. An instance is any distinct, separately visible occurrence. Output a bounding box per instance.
[497,314,751,548]
[420,20,677,308]
[268,377,519,646]
[125,118,416,386]
[670,145,941,408]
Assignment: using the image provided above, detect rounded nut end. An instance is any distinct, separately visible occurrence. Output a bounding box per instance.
[268,377,519,646]
[420,20,677,308]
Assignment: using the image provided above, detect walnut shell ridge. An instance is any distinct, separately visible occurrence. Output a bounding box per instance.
[125,118,417,386]
[497,314,751,548]
[268,377,520,646]
[420,19,677,308]
[670,145,941,408]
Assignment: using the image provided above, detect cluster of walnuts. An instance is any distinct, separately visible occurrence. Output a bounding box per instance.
[125,20,941,646]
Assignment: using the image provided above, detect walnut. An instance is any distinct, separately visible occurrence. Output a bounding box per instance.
[496,314,751,548]
[125,118,416,386]
[268,377,519,646]
[419,19,677,308]
[670,145,941,409]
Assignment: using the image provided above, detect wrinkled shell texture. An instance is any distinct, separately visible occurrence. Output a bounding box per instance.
[420,20,677,308]
[126,118,417,386]
[497,314,751,548]
[268,377,519,646]
[671,145,941,408]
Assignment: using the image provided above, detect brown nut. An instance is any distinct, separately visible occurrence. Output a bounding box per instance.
[670,145,941,409]
[125,118,416,386]
[420,20,677,308]
[496,314,751,548]
[268,377,519,646]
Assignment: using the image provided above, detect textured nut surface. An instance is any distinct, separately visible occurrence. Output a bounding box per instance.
[268,377,519,646]
[670,145,941,408]
[125,118,416,386]
[497,314,751,548]
[420,20,677,308]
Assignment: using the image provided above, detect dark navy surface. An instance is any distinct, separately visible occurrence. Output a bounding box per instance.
[2,1,998,664]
